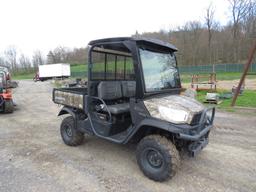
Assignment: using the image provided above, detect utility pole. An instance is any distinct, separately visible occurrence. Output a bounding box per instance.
[231,40,256,106]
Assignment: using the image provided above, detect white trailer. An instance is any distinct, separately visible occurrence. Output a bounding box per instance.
[38,63,70,80]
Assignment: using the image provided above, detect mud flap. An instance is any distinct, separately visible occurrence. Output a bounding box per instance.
[188,137,209,157]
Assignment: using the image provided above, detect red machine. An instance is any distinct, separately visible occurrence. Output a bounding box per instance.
[0,70,14,113]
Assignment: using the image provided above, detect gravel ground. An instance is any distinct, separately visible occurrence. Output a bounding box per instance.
[0,80,256,192]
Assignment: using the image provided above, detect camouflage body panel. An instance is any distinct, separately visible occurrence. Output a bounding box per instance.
[54,90,84,109]
[144,95,205,124]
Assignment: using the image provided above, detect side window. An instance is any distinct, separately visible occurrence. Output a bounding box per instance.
[125,57,134,80]
[116,56,125,80]
[106,54,115,80]
[91,52,105,80]
[91,50,135,80]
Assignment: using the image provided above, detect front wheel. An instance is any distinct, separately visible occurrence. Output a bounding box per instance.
[60,116,84,146]
[136,135,180,181]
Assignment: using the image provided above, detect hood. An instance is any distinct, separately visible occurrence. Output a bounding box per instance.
[144,95,205,124]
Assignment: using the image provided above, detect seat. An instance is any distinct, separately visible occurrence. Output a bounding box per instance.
[97,81,130,114]
[98,81,122,100]
[121,81,136,98]
[107,103,130,114]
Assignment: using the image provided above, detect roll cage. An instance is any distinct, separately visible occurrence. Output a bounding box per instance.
[87,37,181,99]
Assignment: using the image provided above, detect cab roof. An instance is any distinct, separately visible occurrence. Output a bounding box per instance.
[88,37,178,52]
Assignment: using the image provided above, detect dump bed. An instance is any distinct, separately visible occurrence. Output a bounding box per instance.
[53,87,87,109]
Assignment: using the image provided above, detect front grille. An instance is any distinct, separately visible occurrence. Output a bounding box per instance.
[190,112,202,125]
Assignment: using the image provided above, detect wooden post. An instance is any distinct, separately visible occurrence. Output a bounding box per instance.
[231,41,256,106]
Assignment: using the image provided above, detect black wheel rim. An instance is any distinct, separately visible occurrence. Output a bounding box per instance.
[143,148,164,169]
[64,124,72,137]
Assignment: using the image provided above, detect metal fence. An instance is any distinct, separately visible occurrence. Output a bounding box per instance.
[71,63,256,78]
[179,63,256,74]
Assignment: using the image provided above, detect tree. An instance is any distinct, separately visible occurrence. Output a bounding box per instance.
[228,0,250,61]
[185,21,202,65]
[46,51,55,64]
[4,46,17,70]
[47,47,71,64]
[19,54,31,70]
[32,50,45,68]
[205,3,216,71]
[243,0,256,37]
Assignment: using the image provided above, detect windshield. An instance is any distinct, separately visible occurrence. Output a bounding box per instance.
[139,48,181,92]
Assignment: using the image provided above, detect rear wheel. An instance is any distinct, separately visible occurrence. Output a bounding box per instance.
[60,116,84,146]
[136,135,180,181]
[4,100,14,113]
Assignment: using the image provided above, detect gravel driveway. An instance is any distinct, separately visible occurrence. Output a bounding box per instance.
[0,80,255,192]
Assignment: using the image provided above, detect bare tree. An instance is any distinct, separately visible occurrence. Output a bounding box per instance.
[205,3,216,71]
[32,50,45,68]
[46,51,55,64]
[228,0,250,61]
[185,21,202,65]
[46,47,71,64]
[243,0,256,37]
[4,46,17,70]
[19,54,31,70]
[229,0,250,38]
[68,48,87,64]
[205,4,215,48]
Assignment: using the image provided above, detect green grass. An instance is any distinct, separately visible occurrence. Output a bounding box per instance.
[12,72,35,80]
[196,90,256,109]
[71,64,87,72]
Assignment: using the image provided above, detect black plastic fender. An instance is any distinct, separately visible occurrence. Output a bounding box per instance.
[57,106,93,135]
[58,106,76,119]
[123,118,182,144]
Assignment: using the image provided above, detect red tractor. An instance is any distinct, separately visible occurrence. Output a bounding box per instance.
[0,70,14,113]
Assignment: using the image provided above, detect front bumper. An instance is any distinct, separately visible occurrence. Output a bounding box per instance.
[178,124,213,141]
[176,107,215,141]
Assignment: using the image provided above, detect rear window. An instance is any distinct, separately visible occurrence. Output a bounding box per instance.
[91,50,134,80]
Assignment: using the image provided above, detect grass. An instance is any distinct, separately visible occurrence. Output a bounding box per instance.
[12,72,35,80]
[196,90,256,109]
[71,64,87,72]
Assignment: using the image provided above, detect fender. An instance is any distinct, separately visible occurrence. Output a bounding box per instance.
[123,118,182,144]
[58,106,76,119]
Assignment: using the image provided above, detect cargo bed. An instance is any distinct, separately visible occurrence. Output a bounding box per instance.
[52,87,87,109]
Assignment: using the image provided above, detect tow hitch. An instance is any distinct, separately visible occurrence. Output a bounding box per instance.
[188,137,209,157]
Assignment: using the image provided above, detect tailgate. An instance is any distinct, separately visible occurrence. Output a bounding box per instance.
[53,88,84,109]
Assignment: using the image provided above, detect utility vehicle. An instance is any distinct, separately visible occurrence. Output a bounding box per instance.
[0,70,14,113]
[53,37,215,181]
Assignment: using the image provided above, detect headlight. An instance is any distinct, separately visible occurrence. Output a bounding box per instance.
[205,108,214,124]
[206,109,212,119]
[158,106,190,124]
